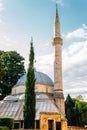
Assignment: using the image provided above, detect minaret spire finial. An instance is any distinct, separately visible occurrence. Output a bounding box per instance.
[56,2,57,8]
[56,3,58,17]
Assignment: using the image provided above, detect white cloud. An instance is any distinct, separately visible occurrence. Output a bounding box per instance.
[66,24,87,39]
[0,1,5,31]
[0,0,4,13]
[0,19,4,25]
[35,53,54,79]
[63,41,87,70]
[63,40,87,101]
[82,24,87,29]
[0,32,30,57]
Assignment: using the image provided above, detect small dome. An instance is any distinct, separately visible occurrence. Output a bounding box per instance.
[36,94,49,99]
[16,71,54,87]
[4,95,18,101]
[19,94,49,100]
[19,94,25,100]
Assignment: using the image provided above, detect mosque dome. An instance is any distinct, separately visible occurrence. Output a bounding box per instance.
[36,94,49,99]
[19,94,25,100]
[4,95,18,101]
[16,71,54,87]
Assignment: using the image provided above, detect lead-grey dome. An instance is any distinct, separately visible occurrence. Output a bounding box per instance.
[36,94,49,99]
[4,95,18,101]
[19,94,25,100]
[16,71,54,87]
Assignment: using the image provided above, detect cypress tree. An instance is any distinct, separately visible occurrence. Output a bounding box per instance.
[23,39,36,129]
[65,94,75,125]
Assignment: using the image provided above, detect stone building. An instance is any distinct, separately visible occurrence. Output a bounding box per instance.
[0,5,67,130]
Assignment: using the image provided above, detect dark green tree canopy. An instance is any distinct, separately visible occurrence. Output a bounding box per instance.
[0,50,25,100]
[65,94,75,126]
[65,94,75,108]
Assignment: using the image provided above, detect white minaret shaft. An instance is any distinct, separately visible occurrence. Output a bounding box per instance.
[54,44,63,91]
[53,4,63,92]
[52,4,65,115]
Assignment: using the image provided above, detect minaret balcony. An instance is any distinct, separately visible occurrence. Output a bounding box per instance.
[52,37,63,46]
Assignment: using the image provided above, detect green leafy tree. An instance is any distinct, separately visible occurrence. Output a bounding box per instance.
[80,101,87,126]
[0,61,4,78]
[75,95,83,101]
[0,51,25,100]
[65,94,87,127]
[23,39,36,129]
[73,102,82,126]
[0,51,4,78]
[74,96,87,126]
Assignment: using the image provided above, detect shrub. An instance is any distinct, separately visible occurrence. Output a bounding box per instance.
[0,126,9,130]
[0,117,14,130]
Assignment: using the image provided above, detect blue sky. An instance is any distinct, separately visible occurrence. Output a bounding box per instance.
[0,0,87,101]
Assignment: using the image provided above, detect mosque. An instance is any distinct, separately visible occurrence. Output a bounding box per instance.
[0,5,67,130]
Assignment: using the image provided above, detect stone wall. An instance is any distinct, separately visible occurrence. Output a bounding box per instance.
[67,126,87,130]
[13,129,40,130]
[14,126,87,130]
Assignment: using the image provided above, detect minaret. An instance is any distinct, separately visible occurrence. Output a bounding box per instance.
[52,4,65,115]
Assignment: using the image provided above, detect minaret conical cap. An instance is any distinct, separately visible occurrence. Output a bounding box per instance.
[54,4,61,38]
[56,4,58,18]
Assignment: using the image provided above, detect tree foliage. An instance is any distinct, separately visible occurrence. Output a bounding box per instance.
[65,94,75,126]
[74,96,87,126]
[0,50,25,100]
[23,39,36,129]
[65,94,87,127]
[0,117,14,130]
